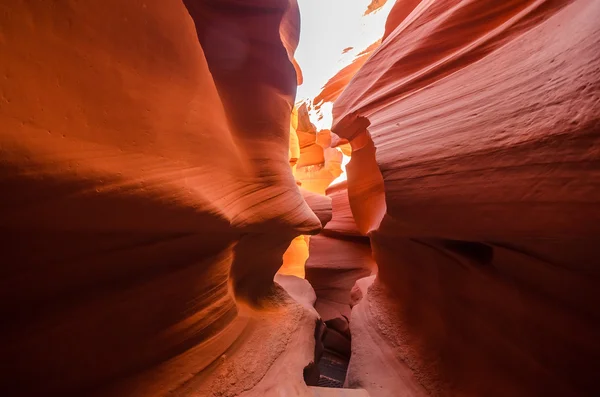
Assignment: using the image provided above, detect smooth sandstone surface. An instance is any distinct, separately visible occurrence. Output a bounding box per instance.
[293,104,343,195]
[332,0,600,396]
[323,182,363,237]
[3,0,600,396]
[1,1,324,396]
[280,102,336,278]
[279,103,339,279]
[305,233,376,353]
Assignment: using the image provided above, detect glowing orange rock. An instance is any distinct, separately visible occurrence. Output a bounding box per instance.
[364,0,389,15]
[0,0,323,396]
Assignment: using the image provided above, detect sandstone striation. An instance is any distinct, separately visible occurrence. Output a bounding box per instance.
[0,1,325,396]
[305,235,376,353]
[332,0,600,395]
[293,104,344,195]
[304,182,377,369]
[322,182,363,238]
[3,0,599,395]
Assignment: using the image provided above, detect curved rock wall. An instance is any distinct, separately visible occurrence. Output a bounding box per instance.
[279,103,339,278]
[305,181,377,361]
[0,1,324,396]
[4,0,599,395]
[332,0,600,395]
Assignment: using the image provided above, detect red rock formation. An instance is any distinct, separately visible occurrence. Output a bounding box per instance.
[332,0,600,395]
[285,114,376,371]
[364,0,390,15]
[304,182,377,362]
[5,0,599,395]
[284,104,367,361]
[280,187,332,278]
[0,1,325,396]
[323,182,363,237]
[305,235,376,355]
[279,102,336,278]
[313,41,381,111]
[294,103,343,194]
[382,0,421,40]
[279,104,334,278]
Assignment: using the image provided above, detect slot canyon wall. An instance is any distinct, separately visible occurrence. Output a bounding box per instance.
[0,1,328,396]
[1,0,599,396]
[330,0,600,396]
[278,103,341,278]
[304,182,377,363]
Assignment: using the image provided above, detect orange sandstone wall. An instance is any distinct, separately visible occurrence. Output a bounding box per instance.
[332,0,600,396]
[0,1,324,396]
[279,104,339,277]
[304,181,377,357]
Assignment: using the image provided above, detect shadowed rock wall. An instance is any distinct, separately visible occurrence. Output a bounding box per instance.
[0,1,325,396]
[332,0,600,395]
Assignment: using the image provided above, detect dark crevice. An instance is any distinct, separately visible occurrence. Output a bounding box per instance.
[306,322,351,389]
[441,239,494,266]
[304,318,326,386]
[320,229,372,243]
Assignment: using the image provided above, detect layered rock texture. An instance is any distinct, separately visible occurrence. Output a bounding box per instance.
[303,181,377,388]
[331,0,600,396]
[0,1,326,396]
[2,0,599,396]
[280,104,340,278]
[294,104,344,195]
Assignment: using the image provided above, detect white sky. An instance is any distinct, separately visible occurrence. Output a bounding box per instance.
[295,0,394,185]
[295,0,394,107]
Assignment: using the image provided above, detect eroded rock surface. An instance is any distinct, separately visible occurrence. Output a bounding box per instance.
[0,1,323,396]
[294,104,344,194]
[305,181,377,365]
[280,103,338,278]
[332,0,600,396]
[3,0,599,396]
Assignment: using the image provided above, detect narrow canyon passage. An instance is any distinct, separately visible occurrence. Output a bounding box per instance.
[1,1,599,397]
